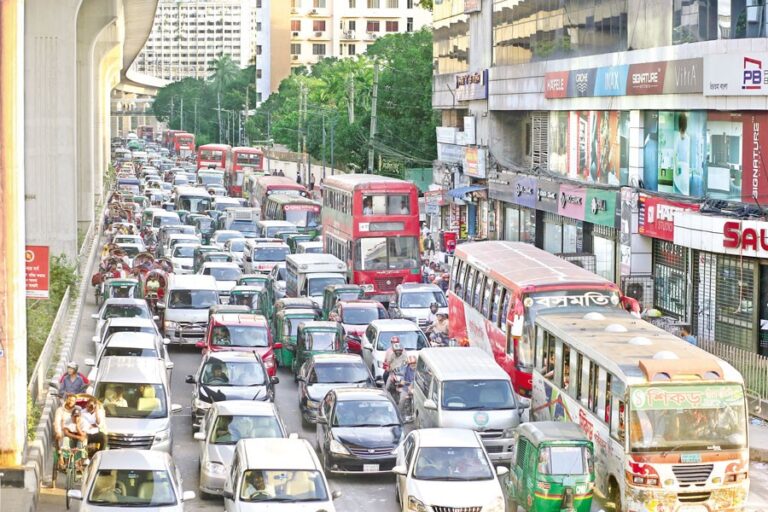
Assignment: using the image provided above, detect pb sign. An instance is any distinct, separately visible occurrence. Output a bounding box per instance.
[25,245,50,299]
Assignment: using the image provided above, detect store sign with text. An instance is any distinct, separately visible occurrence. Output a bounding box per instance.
[544,58,702,99]
[463,146,487,178]
[722,220,768,257]
[704,53,768,96]
[26,245,50,299]
[584,189,618,228]
[464,0,481,13]
[455,69,488,101]
[638,194,700,241]
[558,183,586,220]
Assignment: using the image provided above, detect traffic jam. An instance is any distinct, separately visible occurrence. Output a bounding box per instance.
[54,132,752,512]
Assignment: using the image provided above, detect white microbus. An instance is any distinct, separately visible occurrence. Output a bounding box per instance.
[531,310,749,512]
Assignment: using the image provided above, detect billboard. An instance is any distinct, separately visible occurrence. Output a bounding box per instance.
[25,245,50,299]
[704,53,768,96]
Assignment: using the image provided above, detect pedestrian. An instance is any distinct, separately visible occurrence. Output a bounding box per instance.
[296,172,302,185]
[680,326,697,346]
[308,173,315,191]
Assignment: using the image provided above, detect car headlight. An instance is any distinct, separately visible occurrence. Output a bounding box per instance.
[329,439,350,455]
[482,496,505,512]
[408,496,428,512]
[154,428,171,444]
[204,461,227,475]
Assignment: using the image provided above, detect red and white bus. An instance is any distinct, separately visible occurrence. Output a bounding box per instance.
[321,174,421,303]
[172,132,196,158]
[162,129,182,150]
[196,143,231,171]
[137,125,154,141]
[227,147,265,197]
[448,241,638,396]
[251,175,308,213]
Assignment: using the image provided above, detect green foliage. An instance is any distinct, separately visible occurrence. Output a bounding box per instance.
[26,255,78,380]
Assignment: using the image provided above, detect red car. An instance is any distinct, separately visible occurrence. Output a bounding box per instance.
[197,313,276,376]
[328,299,388,353]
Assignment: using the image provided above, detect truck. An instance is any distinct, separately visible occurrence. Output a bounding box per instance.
[285,254,348,305]
[223,207,260,236]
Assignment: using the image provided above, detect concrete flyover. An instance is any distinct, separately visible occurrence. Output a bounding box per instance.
[25,0,159,259]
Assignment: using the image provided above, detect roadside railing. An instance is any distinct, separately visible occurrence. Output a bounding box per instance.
[27,288,71,406]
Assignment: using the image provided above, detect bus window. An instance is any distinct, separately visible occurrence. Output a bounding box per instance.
[604,372,612,424]
[571,350,582,400]
[558,343,570,390]
[450,259,461,292]
[481,280,493,318]
[462,267,474,302]
[472,275,484,309]
[540,331,555,380]
[595,368,607,421]
[587,361,598,412]
[491,284,502,324]
[500,288,510,327]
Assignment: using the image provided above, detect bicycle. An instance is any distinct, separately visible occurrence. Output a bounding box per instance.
[60,444,89,510]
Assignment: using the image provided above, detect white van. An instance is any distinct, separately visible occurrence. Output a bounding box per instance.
[91,357,182,452]
[223,438,340,511]
[412,347,528,461]
[159,274,219,345]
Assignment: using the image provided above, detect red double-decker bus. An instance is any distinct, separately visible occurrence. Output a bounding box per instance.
[172,132,196,158]
[227,147,265,196]
[251,175,308,213]
[321,174,420,303]
[448,241,638,396]
[196,143,231,171]
[162,129,182,150]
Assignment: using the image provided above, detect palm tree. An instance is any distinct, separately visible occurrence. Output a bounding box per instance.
[209,55,241,142]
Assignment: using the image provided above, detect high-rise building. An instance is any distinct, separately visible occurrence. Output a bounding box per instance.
[288,0,432,70]
[133,0,257,82]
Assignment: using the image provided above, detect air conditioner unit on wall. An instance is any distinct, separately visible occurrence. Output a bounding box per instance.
[621,275,654,311]
[314,31,323,37]
[292,31,299,37]
[292,55,299,60]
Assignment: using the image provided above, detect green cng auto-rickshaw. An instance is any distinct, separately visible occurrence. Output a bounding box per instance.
[273,308,320,368]
[286,233,313,254]
[228,285,261,313]
[321,284,364,320]
[505,421,595,512]
[237,273,270,291]
[97,277,143,307]
[292,321,343,379]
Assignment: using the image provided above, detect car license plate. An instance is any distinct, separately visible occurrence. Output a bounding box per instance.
[681,453,701,463]
[363,464,379,472]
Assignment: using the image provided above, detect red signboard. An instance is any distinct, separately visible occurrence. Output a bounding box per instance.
[741,113,768,204]
[638,194,699,241]
[544,71,569,99]
[25,245,50,299]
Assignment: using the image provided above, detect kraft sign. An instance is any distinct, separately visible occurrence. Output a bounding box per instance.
[704,53,768,95]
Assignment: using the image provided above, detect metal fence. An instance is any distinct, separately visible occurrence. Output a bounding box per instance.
[27,287,71,406]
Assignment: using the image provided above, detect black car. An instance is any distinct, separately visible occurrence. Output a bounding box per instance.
[316,388,403,474]
[185,351,279,429]
[297,354,375,426]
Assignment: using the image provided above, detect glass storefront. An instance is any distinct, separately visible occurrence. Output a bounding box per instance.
[503,206,535,243]
[592,226,616,282]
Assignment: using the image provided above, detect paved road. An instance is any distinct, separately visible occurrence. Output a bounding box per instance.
[34,243,768,512]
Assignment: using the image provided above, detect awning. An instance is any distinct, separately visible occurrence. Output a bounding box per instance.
[447,185,487,198]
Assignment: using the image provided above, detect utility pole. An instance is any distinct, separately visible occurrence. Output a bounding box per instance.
[194,99,198,134]
[267,110,272,140]
[367,60,380,174]
[244,86,249,144]
[322,114,326,179]
[170,96,175,128]
[180,96,184,131]
[301,85,309,184]
[330,117,335,175]
[217,91,223,143]
[297,82,304,178]
[347,74,355,124]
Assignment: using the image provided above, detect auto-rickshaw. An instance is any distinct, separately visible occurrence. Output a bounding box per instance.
[505,422,595,512]
[321,284,365,320]
[142,269,169,314]
[228,285,261,313]
[273,308,320,368]
[237,273,270,291]
[292,321,343,378]
[286,233,313,254]
[185,213,207,227]
[192,246,218,271]
[131,195,149,210]
[97,277,142,306]
[274,230,297,244]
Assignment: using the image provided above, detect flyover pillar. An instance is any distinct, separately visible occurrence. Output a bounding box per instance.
[25,0,82,259]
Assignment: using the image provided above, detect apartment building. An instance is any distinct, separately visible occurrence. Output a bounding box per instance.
[288,0,431,69]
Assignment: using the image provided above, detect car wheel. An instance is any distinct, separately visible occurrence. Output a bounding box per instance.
[199,490,216,501]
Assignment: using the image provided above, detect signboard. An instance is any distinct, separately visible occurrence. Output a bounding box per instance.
[558,183,587,220]
[464,116,476,145]
[536,180,559,213]
[464,0,481,13]
[25,245,50,299]
[544,58,702,99]
[437,143,464,164]
[630,384,744,411]
[638,194,700,241]
[436,126,458,144]
[455,69,488,101]
[404,168,433,193]
[463,146,487,179]
[584,189,618,228]
[704,53,768,96]
[425,189,449,208]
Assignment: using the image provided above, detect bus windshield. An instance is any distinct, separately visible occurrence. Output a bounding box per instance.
[178,196,212,213]
[200,150,223,162]
[285,208,320,228]
[354,237,419,271]
[628,384,747,452]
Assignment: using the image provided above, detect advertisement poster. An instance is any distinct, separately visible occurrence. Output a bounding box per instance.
[706,112,743,201]
[741,113,768,204]
[704,53,768,96]
[26,245,50,299]
[655,111,706,196]
[536,180,559,213]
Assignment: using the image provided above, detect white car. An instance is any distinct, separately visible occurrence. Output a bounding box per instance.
[163,233,201,259]
[91,298,156,339]
[67,449,196,511]
[115,243,144,266]
[85,331,172,382]
[197,261,242,302]
[112,234,146,251]
[393,428,508,512]
[223,238,247,269]
[194,401,288,497]
[389,283,448,330]
[92,317,161,347]
[269,262,287,300]
[360,319,428,379]
[210,230,244,251]
[171,242,200,274]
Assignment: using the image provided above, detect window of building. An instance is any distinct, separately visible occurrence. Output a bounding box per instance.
[367,0,380,7]
[652,239,687,320]
[256,69,262,79]
[291,43,301,55]
[386,0,399,7]
[348,20,356,31]
[256,22,262,31]
[257,92,262,102]
[349,0,356,7]
[312,43,326,55]
[313,20,326,31]
[407,0,413,7]
[406,17,413,32]
[348,44,356,55]
[366,20,380,32]
[255,45,262,55]
[291,19,301,31]
[313,0,326,7]
[385,20,399,32]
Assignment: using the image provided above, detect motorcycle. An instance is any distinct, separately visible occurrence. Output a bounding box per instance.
[387,364,414,423]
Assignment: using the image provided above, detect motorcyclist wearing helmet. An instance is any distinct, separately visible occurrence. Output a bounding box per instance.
[427,302,440,325]
[59,362,88,396]
[383,337,407,385]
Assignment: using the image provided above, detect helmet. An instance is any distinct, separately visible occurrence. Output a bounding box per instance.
[67,361,78,371]
[430,302,439,309]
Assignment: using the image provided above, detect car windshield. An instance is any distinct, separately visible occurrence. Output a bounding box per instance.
[312,363,370,384]
[214,232,240,244]
[105,326,156,340]
[239,470,328,502]
[88,469,176,506]
[95,383,168,419]
[229,220,258,234]
[413,447,493,481]
[538,445,593,476]
[210,415,282,444]
[153,216,181,227]
[399,291,447,308]
[206,267,242,281]
[102,347,158,358]
[284,208,320,228]
[200,360,266,386]
[628,384,747,452]
[254,247,289,261]
[441,380,517,411]
[341,307,381,325]
[210,325,269,347]
[305,331,337,351]
[274,267,287,281]
[227,240,246,252]
[168,290,219,309]
[265,226,297,238]
[173,246,196,258]
[375,330,427,351]
[333,400,400,427]
[102,305,149,320]
[196,218,214,229]
[308,277,346,297]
